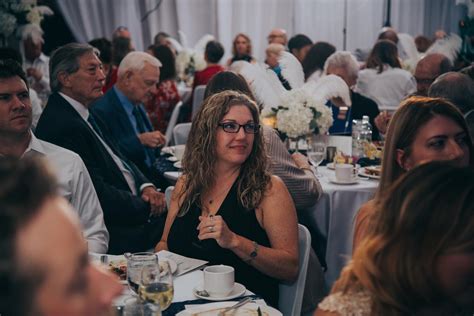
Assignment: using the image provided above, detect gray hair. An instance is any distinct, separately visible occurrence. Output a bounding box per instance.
[428,71,474,114]
[117,51,162,77]
[49,43,99,92]
[323,51,360,80]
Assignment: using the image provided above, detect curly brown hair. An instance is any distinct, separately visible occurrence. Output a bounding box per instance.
[178,91,270,215]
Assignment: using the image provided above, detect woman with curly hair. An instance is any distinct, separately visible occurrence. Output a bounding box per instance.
[155,91,298,306]
[316,161,474,315]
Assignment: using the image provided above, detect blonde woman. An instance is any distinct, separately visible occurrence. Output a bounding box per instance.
[353,96,473,249]
[155,91,298,306]
[317,161,474,315]
[226,33,256,67]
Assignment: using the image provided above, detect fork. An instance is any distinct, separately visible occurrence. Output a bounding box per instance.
[217,297,252,316]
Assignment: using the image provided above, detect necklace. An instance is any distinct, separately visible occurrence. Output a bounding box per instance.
[208,184,233,205]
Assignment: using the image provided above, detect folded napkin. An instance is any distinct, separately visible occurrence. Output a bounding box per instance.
[176,300,278,316]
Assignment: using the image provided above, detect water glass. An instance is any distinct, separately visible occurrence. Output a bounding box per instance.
[125,252,159,295]
[307,135,327,175]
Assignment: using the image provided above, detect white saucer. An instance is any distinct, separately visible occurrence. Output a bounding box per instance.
[193,282,246,301]
[327,163,361,170]
[167,156,178,162]
[329,177,359,185]
[173,161,182,169]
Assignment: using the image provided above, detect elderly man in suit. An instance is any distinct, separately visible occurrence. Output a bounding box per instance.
[36,43,166,254]
[92,52,166,185]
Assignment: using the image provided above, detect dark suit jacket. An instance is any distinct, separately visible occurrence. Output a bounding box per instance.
[36,92,162,254]
[92,88,153,174]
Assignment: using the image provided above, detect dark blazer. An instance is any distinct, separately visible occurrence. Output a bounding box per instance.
[36,92,162,254]
[92,88,153,174]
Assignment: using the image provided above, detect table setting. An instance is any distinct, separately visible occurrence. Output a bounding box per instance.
[91,250,279,315]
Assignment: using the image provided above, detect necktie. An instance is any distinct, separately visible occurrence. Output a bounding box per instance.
[132,106,156,167]
[87,115,104,139]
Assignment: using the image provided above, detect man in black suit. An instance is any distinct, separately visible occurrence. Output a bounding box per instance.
[36,43,166,254]
[92,51,166,185]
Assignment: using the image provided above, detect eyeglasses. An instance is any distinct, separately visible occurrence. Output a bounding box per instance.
[218,122,260,134]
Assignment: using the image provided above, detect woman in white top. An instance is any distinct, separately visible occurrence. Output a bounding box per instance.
[356,40,416,111]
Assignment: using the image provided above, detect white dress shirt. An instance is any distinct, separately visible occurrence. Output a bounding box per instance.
[23,53,50,105]
[355,65,416,111]
[23,133,109,253]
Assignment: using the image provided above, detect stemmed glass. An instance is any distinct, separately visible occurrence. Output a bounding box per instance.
[306,134,327,177]
[139,261,174,311]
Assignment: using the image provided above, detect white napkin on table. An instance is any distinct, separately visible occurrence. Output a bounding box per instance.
[176,300,274,315]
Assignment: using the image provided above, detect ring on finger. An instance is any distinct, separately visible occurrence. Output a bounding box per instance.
[208,226,214,233]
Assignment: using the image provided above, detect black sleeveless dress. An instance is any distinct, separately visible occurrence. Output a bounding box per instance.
[167,179,279,307]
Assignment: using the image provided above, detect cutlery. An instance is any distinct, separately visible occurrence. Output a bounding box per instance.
[217,297,252,316]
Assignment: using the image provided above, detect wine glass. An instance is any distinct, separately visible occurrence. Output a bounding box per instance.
[125,252,159,295]
[139,261,174,311]
[306,135,327,176]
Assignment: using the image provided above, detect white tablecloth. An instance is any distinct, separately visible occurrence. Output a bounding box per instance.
[299,167,378,289]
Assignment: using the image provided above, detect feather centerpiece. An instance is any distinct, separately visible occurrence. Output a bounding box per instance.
[279,51,305,90]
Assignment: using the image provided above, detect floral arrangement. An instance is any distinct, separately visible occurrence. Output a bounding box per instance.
[175,50,206,84]
[268,88,333,138]
[0,0,53,38]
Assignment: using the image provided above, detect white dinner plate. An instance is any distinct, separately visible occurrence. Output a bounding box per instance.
[328,177,359,185]
[359,166,381,180]
[173,161,183,169]
[176,301,282,316]
[106,256,178,276]
[193,283,246,301]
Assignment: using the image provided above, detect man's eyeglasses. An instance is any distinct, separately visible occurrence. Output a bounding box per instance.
[218,122,260,134]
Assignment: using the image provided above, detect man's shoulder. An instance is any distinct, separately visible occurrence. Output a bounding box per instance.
[36,139,86,172]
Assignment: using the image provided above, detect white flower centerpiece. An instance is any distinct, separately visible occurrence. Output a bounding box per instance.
[267,88,333,141]
[175,49,206,86]
[0,0,53,45]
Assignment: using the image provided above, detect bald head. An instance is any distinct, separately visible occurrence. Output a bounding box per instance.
[268,28,287,46]
[428,72,474,114]
[414,53,452,96]
[378,29,399,44]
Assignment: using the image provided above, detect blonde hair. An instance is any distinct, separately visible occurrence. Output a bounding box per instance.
[334,162,474,315]
[177,91,270,215]
[232,33,252,57]
[377,96,474,199]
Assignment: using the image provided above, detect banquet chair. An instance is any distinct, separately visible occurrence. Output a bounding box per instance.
[192,85,206,119]
[165,101,183,147]
[173,123,192,145]
[278,224,311,316]
[165,186,174,209]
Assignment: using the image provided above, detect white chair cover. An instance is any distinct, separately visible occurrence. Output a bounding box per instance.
[192,85,206,119]
[173,123,192,145]
[165,101,183,147]
[279,224,312,316]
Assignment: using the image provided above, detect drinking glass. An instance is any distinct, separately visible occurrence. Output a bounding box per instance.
[306,135,327,176]
[139,261,174,311]
[125,252,159,295]
[123,297,161,316]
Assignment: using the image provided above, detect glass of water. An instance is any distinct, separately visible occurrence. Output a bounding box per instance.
[306,134,327,176]
[139,261,174,311]
[125,252,159,295]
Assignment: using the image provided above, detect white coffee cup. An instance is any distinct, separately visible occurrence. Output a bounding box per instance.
[173,145,186,161]
[335,163,358,182]
[203,265,235,297]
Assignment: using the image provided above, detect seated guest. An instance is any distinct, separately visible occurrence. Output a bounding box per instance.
[0,60,109,253]
[288,34,312,62]
[429,72,474,141]
[156,91,299,306]
[267,28,288,46]
[36,43,166,254]
[92,51,166,184]
[204,71,322,210]
[323,51,381,139]
[204,71,325,313]
[193,40,225,88]
[145,45,181,133]
[355,40,416,111]
[302,42,336,83]
[353,96,473,249]
[103,36,134,92]
[0,156,122,316]
[266,43,291,90]
[226,33,256,67]
[316,162,474,315]
[414,53,451,96]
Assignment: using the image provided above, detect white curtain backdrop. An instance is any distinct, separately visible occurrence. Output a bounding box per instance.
[57,0,466,62]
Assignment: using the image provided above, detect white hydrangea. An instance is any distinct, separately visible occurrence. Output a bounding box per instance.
[0,13,17,37]
[274,88,334,137]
